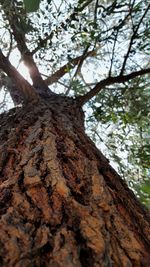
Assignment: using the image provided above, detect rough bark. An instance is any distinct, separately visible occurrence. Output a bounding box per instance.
[0,96,150,267]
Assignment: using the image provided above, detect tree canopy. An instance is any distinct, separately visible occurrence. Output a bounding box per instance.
[0,0,150,207]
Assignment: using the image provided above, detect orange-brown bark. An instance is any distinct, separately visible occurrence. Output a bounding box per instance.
[0,97,150,267]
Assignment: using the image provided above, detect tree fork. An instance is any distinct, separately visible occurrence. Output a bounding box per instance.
[0,97,150,267]
[0,50,38,103]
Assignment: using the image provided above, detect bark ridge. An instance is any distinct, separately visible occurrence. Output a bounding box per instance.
[0,98,150,267]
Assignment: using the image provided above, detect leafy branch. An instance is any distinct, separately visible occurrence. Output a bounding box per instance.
[77,68,150,106]
[31,0,93,55]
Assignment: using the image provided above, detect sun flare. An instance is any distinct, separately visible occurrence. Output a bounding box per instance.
[10,52,31,82]
[17,62,31,81]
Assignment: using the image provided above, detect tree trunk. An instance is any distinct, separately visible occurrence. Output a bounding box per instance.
[0,96,150,267]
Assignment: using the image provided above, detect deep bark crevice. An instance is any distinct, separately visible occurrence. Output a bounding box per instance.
[0,188,12,215]
[75,230,94,267]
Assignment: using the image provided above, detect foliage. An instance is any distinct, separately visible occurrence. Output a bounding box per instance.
[0,0,150,207]
[23,0,40,13]
[87,78,150,206]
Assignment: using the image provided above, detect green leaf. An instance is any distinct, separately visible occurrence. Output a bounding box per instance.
[23,0,40,13]
[141,184,150,195]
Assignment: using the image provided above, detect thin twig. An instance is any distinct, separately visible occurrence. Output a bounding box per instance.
[108,29,119,77]
[94,0,99,25]
[120,3,150,75]
[73,44,91,78]
[44,50,95,86]
[7,29,13,58]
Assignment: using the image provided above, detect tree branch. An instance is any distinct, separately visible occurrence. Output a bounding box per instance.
[4,1,51,95]
[120,3,150,75]
[76,68,150,106]
[0,50,38,102]
[44,50,95,86]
